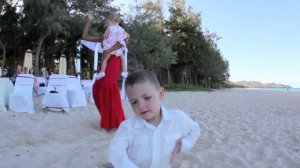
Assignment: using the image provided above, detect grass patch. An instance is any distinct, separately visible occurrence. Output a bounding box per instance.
[163,84,212,91]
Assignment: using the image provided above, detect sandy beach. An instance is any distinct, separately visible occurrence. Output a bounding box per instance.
[0,89,299,168]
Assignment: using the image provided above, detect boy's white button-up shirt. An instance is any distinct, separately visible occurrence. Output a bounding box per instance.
[108,106,201,168]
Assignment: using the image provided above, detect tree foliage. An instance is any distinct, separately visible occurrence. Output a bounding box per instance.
[166,0,229,87]
[0,1,23,68]
[0,0,230,88]
[125,0,176,79]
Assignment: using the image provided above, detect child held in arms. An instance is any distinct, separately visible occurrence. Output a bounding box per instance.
[90,12,128,80]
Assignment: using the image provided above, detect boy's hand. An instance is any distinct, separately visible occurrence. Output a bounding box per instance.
[170,138,182,164]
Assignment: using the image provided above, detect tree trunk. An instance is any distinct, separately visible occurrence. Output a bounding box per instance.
[34,40,43,76]
[68,53,73,75]
[194,75,198,85]
[0,41,7,68]
[167,67,172,84]
[181,66,186,85]
[34,31,50,76]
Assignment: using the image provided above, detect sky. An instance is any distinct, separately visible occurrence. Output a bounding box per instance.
[112,0,300,88]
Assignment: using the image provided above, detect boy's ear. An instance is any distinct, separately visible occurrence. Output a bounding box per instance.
[159,87,165,100]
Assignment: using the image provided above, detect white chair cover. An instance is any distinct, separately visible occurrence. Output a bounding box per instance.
[81,80,94,104]
[0,78,14,112]
[67,76,87,107]
[9,74,35,114]
[36,77,46,95]
[36,77,46,85]
[42,74,70,112]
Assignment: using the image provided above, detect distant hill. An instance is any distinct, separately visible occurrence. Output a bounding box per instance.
[234,81,292,88]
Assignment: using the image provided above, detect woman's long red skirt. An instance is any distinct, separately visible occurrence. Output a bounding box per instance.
[92,55,125,129]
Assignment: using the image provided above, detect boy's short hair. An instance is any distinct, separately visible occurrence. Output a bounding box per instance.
[125,70,161,90]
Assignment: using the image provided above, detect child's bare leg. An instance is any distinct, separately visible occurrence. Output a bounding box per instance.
[100,54,110,72]
[96,54,111,80]
[34,87,39,96]
[120,55,128,78]
[120,55,126,72]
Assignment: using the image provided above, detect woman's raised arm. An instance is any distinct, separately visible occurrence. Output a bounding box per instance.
[82,12,103,42]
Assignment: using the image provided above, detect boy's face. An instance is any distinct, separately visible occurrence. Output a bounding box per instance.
[126,80,164,124]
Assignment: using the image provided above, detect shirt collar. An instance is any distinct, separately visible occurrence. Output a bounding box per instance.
[161,105,172,121]
[133,105,172,129]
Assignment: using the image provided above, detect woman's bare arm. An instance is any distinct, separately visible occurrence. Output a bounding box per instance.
[82,12,103,42]
[82,11,122,58]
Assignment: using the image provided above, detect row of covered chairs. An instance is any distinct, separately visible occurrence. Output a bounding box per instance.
[9,74,35,113]
[9,74,87,113]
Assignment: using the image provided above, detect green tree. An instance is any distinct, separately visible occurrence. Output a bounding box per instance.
[0,1,22,68]
[167,0,203,84]
[20,0,70,75]
[166,0,229,87]
[126,0,176,84]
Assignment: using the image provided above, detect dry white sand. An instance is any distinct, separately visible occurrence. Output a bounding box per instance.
[0,89,299,168]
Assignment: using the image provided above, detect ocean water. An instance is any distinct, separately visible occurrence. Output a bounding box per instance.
[250,88,300,92]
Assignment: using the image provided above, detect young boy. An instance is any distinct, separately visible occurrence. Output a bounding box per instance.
[108,70,201,168]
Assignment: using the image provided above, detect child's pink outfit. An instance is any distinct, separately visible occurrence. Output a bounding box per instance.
[96,24,128,80]
[103,24,127,56]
